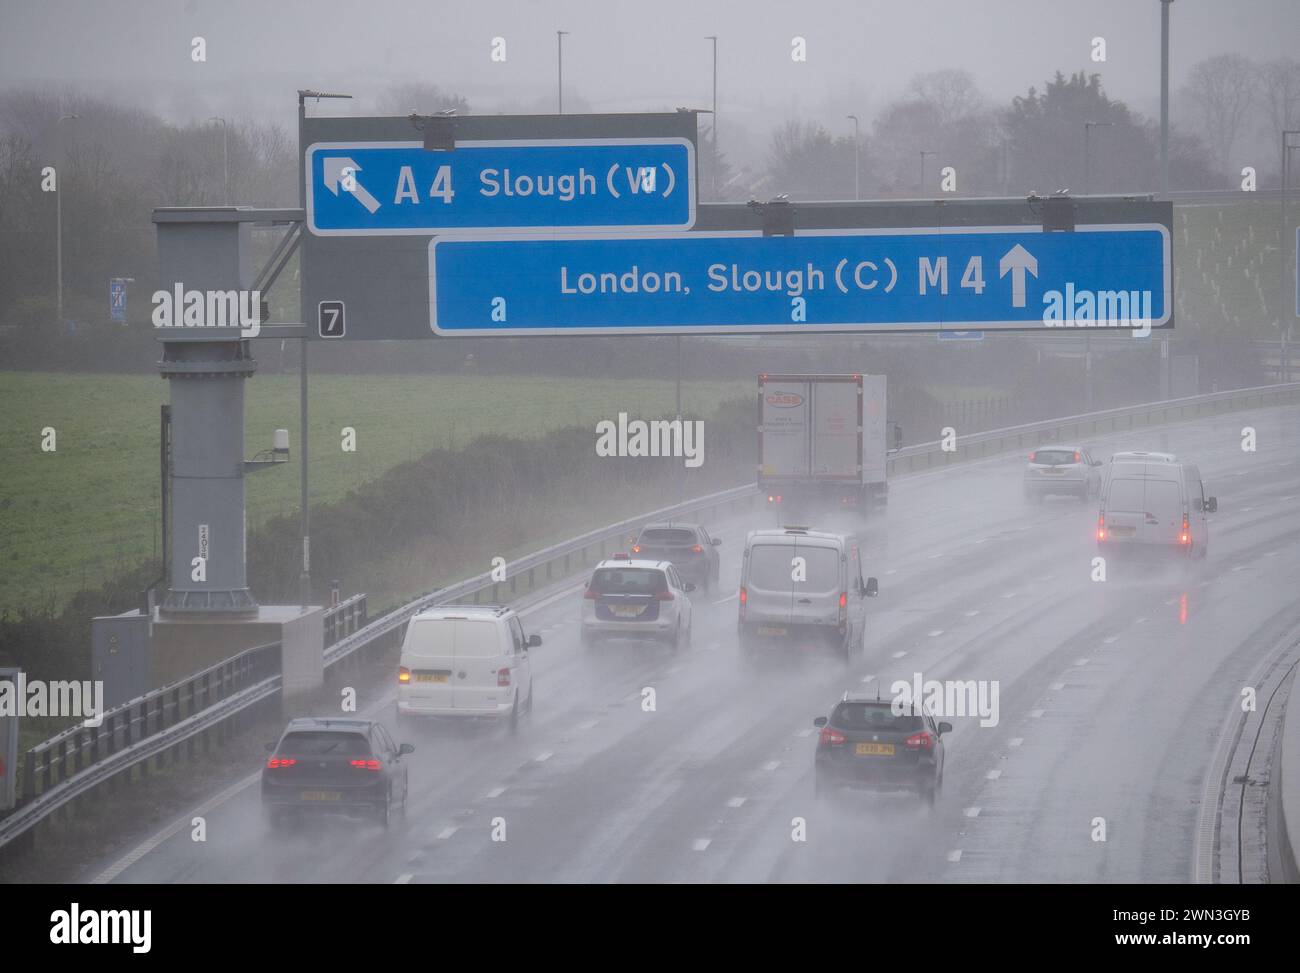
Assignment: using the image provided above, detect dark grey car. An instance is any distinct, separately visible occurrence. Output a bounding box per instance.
[261,717,413,830]
[814,697,949,805]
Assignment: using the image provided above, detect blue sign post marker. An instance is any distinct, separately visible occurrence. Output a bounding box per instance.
[109,278,127,321]
[428,225,1170,336]
[305,139,695,235]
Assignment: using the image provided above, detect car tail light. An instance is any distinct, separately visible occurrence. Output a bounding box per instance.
[1180,514,1190,545]
[584,587,598,599]
[350,759,382,771]
[905,731,934,751]
[1096,514,1106,542]
[266,757,296,770]
[1074,452,1081,463]
[1029,451,1037,462]
[656,590,674,601]
[691,544,704,553]
[398,666,410,684]
[498,667,512,687]
[738,586,747,621]
[819,726,846,746]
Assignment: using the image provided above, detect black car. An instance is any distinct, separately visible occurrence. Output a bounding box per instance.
[631,522,721,592]
[813,696,949,804]
[261,717,413,829]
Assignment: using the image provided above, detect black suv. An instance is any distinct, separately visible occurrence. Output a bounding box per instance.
[262,717,413,829]
[631,522,721,592]
[813,696,948,805]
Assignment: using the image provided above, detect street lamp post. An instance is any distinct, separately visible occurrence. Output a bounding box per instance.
[557,31,569,114]
[1281,131,1300,381]
[847,114,860,200]
[209,116,229,203]
[1160,0,1174,197]
[54,113,79,329]
[1084,121,1112,196]
[705,36,717,198]
[919,150,935,195]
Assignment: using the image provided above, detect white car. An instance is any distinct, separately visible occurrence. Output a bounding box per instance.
[396,605,539,733]
[580,555,695,649]
[1023,445,1103,502]
[1109,450,1177,464]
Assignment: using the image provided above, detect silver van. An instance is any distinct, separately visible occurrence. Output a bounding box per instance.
[1097,461,1217,560]
[738,526,877,662]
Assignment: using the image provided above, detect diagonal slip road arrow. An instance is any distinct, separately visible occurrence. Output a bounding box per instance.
[323,156,381,215]
[998,243,1038,309]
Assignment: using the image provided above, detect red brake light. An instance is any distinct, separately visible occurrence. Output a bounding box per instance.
[691,544,704,553]
[1180,514,1190,545]
[656,590,674,601]
[738,586,747,621]
[1029,451,1037,462]
[819,726,846,746]
[498,667,511,687]
[905,731,934,751]
[1074,451,1081,463]
[350,759,382,771]
[266,757,296,770]
[398,666,410,684]
[1096,514,1106,542]
[584,587,598,599]
[839,592,848,608]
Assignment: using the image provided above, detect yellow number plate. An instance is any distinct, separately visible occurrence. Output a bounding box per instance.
[300,790,342,801]
[855,743,895,756]
[613,605,645,617]
[757,626,787,636]
[415,673,449,683]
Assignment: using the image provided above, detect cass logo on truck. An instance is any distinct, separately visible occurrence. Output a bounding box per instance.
[767,392,804,408]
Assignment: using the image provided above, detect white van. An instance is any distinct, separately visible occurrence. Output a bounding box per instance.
[1097,461,1217,560]
[738,526,877,662]
[396,605,540,732]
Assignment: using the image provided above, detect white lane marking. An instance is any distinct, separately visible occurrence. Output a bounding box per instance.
[90,770,261,884]
[1009,737,1024,747]
[798,727,815,737]
[395,873,414,884]
[533,750,554,763]
[1001,592,1017,599]
[928,629,944,637]
[1231,564,1247,572]
[974,538,988,545]
[693,838,711,851]
[665,665,681,676]
[860,673,876,683]
[484,786,507,799]
[964,806,981,818]
[712,592,738,605]
[885,569,898,575]
[576,719,598,731]
[1103,636,1119,644]
[947,849,963,862]
[927,553,944,559]
[763,760,781,772]
[727,797,747,808]
[964,610,981,617]
[1135,617,1148,624]
[891,651,907,659]
[1073,658,1089,667]
[1164,598,1177,606]
[986,769,1002,780]
[1264,551,1280,557]
[1050,682,1065,691]
[436,826,459,840]
[1028,709,1045,718]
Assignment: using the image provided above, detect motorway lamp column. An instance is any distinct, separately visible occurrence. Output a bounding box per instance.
[55,113,79,328]
[1159,0,1174,197]
[209,116,229,203]
[705,35,718,196]
[848,114,860,200]
[1282,131,1300,381]
[557,31,569,114]
[919,150,935,195]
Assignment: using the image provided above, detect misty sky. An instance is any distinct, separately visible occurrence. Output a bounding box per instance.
[2,0,1296,161]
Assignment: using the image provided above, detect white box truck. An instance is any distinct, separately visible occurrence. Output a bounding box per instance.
[757,373,892,518]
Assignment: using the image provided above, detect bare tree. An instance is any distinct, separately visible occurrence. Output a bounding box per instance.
[1182,54,1259,176]
[1257,57,1300,172]
[907,69,986,126]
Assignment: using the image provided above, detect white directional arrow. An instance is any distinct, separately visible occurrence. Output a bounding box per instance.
[323,156,381,215]
[998,243,1038,309]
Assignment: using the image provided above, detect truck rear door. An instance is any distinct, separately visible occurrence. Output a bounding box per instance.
[810,379,861,481]
[759,379,811,479]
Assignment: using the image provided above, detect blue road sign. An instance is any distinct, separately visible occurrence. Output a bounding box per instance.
[305,139,695,236]
[109,278,127,321]
[427,225,1170,336]
[937,330,984,340]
